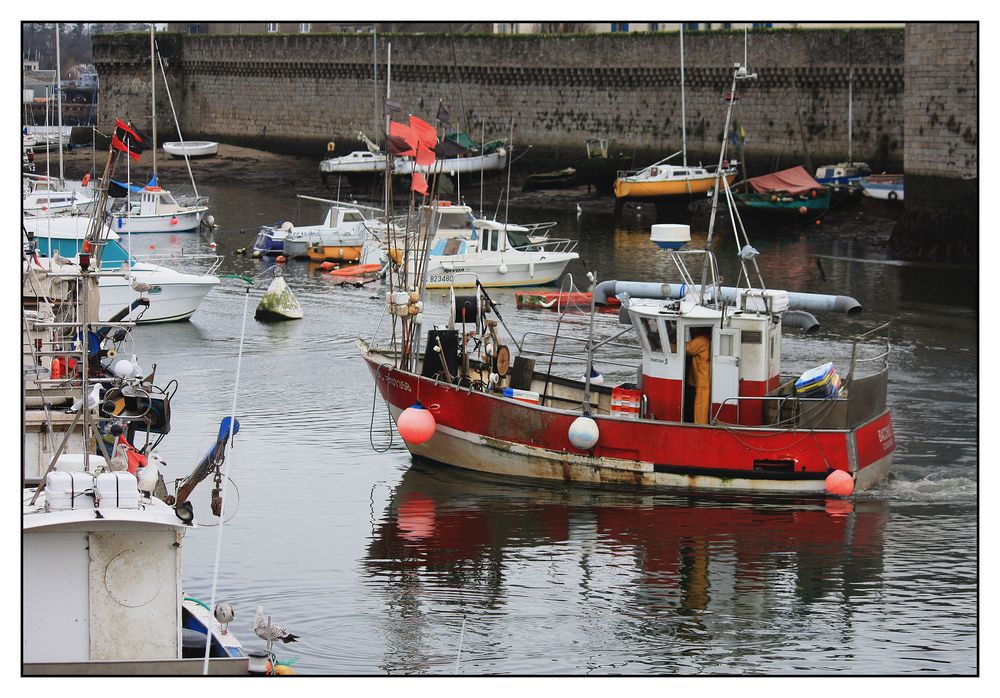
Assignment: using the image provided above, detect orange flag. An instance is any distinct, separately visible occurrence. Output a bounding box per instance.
[415,142,436,167]
[408,115,438,149]
[388,121,417,156]
[411,172,429,195]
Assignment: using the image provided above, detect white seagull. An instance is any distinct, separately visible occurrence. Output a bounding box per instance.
[68,383,102,413]
[254,605,300,644]
[135,455,160,500]
[214,603,235,635]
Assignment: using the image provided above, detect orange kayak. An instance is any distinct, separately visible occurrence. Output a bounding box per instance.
[329,263,382,277]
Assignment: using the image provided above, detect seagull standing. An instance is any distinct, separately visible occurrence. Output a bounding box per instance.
[254,606,300,644]
[135,456,159,500]
[214,603,235,635]
[68,383,101,413]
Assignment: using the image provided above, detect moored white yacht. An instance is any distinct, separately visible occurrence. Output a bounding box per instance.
[24,216,220,323]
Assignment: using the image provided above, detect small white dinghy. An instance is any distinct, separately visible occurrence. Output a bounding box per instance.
[163,141,219,158]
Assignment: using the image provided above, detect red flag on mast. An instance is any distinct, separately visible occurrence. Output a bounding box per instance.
[408,115,438,149]
[388,121,417,156]
[410,172,429,195]
[415,143,436,167]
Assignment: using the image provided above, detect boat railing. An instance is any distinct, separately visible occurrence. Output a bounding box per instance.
[132,252,225,276]
[713,394,851,430]
[511,237,578,254]
[517,330,637,370]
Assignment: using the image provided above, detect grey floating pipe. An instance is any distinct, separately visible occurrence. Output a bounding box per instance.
[594,280,861,316]
[781,310,820,334]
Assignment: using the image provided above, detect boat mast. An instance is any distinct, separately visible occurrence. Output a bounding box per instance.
[848,30,854,164]
[680,25,687,168]
[150,24,157,179]
[698,63,755,305]
[55,23,64,187]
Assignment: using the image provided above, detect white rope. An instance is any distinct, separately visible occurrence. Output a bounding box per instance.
[454,615,467,674]
[202,284,251,674]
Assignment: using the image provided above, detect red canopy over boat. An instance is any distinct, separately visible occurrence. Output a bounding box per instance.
[747,166,823,195]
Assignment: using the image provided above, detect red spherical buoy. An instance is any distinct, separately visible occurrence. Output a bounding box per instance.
[825,469,854,496]
[397,402,436,444]
[276,255,287,264]
[170,216,179,226]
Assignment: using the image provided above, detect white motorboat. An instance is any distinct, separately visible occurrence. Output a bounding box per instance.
[23,216,220,323]
[424,212,577,289]
[255,196,380,259]
[23,175,95,215]
[319,149,389,175]
[859,175,905,201]
[111,179,209,233]
[163,140,219,158]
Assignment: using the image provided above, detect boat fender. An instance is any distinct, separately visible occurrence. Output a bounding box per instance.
[887,190,898,200]
[568,416,600,450]
[82,173,91,187]
[825,469,854,496]
[398,402,436,444]
[498,263,508,274]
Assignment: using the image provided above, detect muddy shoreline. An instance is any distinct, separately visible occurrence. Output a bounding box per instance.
[53,143,897,252]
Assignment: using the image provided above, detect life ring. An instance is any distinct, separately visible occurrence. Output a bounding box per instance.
[327,141,336,152]
[887,190,898,200]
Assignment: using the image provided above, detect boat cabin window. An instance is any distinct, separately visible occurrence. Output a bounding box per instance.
[674,170,688,177]
[663,319,678,352]
[640,317,663,353]
[438,211,473,231]
[342,211,364,223]
[483,229,500,251]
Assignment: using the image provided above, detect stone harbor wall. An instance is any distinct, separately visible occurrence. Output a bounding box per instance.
[891,23,978,262]
[93,28,905,173]
[93,25,979,262]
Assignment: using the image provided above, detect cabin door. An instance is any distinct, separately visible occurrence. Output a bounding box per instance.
[711,327,741,420]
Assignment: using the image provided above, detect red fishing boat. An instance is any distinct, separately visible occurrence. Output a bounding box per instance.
[360,63,894,497]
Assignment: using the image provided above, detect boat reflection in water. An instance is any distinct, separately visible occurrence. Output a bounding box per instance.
[364,461,889,674]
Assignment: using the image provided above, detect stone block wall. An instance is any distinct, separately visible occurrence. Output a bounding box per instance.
[93,29,906,172]
[891,23,977,262]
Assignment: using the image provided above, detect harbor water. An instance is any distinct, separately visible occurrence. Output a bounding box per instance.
[127,181,976,674]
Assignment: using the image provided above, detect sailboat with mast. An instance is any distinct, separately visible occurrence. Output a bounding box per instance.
[360,61,894,497]
[814,32,871,189]
[110,25,209,234]
[22,24,95,216]
[614,26,738,205]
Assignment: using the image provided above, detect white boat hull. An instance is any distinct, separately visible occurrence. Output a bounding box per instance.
[424,253,576,288]
[99,265,219,323]
[112,208,207,233]
[163,141,218,158]
[395,150,508,176]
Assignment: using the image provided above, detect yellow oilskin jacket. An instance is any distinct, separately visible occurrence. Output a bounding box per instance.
[685,335,711,424]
